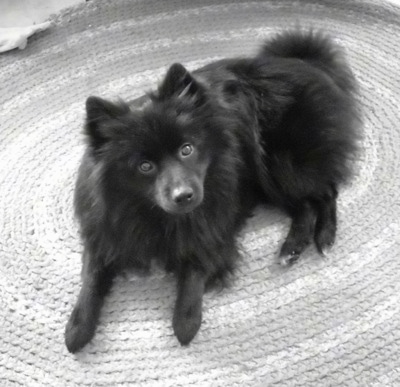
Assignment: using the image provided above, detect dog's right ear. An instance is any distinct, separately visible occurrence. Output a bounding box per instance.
[85,96,130,147]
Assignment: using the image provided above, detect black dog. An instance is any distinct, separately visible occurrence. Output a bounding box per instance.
[65,30,360,353]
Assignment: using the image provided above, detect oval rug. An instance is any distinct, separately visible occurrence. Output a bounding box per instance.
[1,0,400,386]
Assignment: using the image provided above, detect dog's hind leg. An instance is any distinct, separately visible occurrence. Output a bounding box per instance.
[173,263,206,345]
[65,256,116,353]
[313,186,338,255]
[279,200,316,266]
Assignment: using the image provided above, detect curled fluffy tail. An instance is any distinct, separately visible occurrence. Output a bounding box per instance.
[260,30,356,93]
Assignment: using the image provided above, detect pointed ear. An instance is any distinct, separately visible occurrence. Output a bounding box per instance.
[158,63,205,105]
[85,96,130,146]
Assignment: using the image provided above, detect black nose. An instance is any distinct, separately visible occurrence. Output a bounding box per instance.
[172,187,194,204]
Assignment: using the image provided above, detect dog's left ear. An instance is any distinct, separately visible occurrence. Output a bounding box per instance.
[158,63,205,106]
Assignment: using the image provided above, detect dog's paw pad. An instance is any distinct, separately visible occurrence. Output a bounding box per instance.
[315,228,336,256]
[279,252,300,267]
[279,240,304,266]
[319,242,334,257]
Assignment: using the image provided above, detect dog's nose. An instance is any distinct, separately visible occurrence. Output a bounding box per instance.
[172,187,194,204]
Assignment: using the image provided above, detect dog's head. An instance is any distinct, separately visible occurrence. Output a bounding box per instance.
[84,64,228,215]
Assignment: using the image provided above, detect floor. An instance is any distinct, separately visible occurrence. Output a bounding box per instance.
[1,0,400,28]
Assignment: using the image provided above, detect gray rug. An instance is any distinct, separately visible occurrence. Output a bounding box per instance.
[1,0,400,385]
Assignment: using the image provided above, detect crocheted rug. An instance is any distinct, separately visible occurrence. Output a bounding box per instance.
[1,0,400,385]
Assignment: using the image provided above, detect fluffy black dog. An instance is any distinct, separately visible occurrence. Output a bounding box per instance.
[65,30,360,353]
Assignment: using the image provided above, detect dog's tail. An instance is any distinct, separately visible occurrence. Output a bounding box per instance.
[260,30,356,93]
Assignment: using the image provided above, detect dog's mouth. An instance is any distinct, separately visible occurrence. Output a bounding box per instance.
[164,204,199,215]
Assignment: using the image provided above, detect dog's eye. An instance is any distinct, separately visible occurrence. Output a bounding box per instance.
[180,144,193,157]
[139,161,154,173]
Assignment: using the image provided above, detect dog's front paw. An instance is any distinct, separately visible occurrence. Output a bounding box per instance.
[65,305,96,353]
[279,240,306,266]
[279,250,300,266]
[314,224,336,256]
[173,303,202,346]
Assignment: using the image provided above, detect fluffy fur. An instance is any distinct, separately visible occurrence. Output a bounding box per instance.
[65,30,361,353]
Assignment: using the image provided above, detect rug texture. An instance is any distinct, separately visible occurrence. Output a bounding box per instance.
[1,0,400,386]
